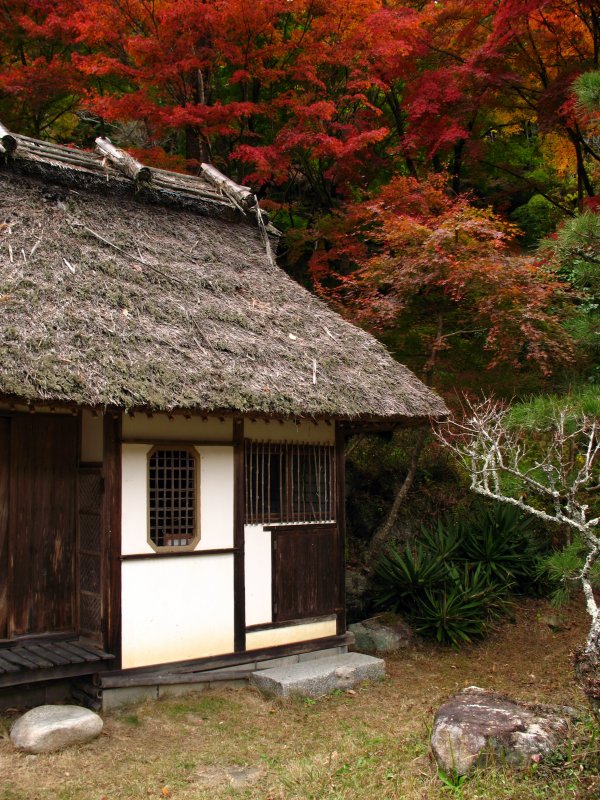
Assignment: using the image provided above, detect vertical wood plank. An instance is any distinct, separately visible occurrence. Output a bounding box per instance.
[102,414,122,666]
[233,417,246,652]
[78,467,104,639]
[0,418,9,638]
[335,424,347,635]
[8,414,78,637]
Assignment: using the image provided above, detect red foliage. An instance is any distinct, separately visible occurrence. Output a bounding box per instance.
[0,0,583,380]
[312,176,573,375]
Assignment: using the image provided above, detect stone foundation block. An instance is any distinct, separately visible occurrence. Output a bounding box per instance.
[250,653,385,698]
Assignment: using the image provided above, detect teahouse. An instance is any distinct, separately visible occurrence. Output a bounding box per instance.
[0,124,447,705]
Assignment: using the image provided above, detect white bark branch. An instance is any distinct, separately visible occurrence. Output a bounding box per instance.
[435,396,600,654]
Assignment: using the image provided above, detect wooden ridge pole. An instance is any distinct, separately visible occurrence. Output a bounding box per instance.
[200,163,257,209]
[0,122,17,154]
[95,137,152,184]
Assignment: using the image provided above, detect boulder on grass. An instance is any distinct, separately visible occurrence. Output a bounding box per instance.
[431,686,571,776]
[10,705,103,754]
[349,614,414,654]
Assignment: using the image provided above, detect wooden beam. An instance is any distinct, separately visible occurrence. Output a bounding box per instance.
[120,548,237,561]
[102,415,122,668]
[101,632,355,683]
[335,424,347,636]
[233,417,246,652]
[102,668,254,689]
[95,137,152,184]
[0,122,17,154]
[120,438,233,446]
[0,660,111,689]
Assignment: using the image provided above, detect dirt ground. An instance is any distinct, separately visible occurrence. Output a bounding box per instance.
[0,598,598,800]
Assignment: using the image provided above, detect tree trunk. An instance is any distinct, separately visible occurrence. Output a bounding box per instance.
[575,625,600,723]
[365,427,429,569]
[451,139,465,195]
[364,315,444,572]
[567,128,594,210]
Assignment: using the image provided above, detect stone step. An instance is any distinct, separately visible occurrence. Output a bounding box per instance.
[250,652,385,698]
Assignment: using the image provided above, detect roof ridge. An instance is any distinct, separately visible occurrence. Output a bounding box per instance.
[0,123,276,233]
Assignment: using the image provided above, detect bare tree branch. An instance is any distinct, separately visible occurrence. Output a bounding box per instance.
[435,396,600,658]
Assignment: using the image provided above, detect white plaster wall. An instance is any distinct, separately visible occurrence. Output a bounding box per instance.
[121,443,234,555]
[244,524,272,626]
[199,446,234,550]
[122,413,232,441]
[120,431,236,667]
[244,419,334,444]
[121,443,153,556]
[121,555,234,668]
[246,618,337,650]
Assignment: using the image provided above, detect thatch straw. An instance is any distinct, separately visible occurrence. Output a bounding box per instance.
[0,152,447,421]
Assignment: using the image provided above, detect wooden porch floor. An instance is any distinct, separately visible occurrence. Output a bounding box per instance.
[0,638,114,688]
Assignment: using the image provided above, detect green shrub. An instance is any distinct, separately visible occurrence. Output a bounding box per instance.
[410,564,511,646]
[457,504,539,590]
[375,541,447,610]
[510,194,564,247]
[374,502,540,645]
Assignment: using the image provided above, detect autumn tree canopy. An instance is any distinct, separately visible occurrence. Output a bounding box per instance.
[1,0,598,387]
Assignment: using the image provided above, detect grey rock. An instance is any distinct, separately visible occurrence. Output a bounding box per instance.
[10,705,103,754]
[349,614,414,654]
[250,653,385,698]
[431,686,571,776]
[540,613,566,632]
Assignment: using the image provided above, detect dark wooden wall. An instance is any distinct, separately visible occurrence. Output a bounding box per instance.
[272,525,341,622]
[3,415,78,638]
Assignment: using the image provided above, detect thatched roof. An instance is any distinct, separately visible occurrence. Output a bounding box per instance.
[0,133,447,422]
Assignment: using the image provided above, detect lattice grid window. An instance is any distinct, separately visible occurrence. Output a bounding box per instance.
[148,447,198,549]
[244,441,336,525]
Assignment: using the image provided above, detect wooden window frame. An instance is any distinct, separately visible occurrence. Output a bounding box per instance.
[147,445,200,553]
[244,441,336,525]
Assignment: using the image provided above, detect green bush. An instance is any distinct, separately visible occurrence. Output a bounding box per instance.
[510,194,564,247]
[410,564,511,646]
[457,503,539,590]
[374,502,540,645]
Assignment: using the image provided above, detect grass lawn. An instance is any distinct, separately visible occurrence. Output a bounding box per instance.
[0,598,598,800]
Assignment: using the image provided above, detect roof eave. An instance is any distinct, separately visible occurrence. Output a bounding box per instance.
[0,393,448,427]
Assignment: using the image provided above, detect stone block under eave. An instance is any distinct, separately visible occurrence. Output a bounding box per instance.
[250,652,385,698]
